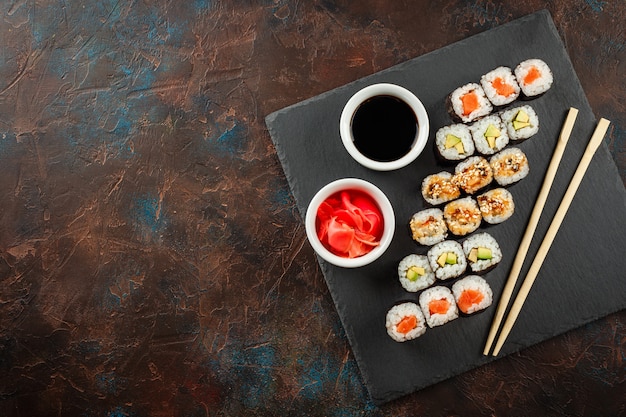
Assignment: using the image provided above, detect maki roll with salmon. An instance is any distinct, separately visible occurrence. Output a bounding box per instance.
[435,124,475,161]
[443,197,482,236]
[500,105,539,140]
[462,232,502,273]
[514,58,553,98]
[419,286,459,327]
[490,147,529,186]
[452,275,493,315]
[427,240,467,280]
[477,188,515,224]
[421,172,461,205]
[409,208,448,246]
[470,115,509,155]
[386,302,427,342]
[452,156,493,194]
[447,83,493,123]
[480,66,520,107]
[398,254,436,292]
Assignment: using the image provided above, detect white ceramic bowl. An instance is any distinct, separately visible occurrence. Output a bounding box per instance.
[340,83,429,171]
[305,178,395,268]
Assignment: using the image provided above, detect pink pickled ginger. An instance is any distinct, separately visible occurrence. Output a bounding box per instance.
[316,190,383,258]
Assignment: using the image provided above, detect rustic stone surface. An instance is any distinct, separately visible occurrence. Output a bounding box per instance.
[0,1,623,416]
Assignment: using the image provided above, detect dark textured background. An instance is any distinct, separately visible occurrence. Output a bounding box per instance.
[0,1,623,416]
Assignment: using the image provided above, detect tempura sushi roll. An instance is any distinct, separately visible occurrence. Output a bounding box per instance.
[452,275,493,315]
[398,254,436,292]
[462,232,502,273]
[452,156,493,194]
[514,58,553,98]
[419,286,459,328]
[409,208,448,246]
[470,115,509,155]
[421,172,461,205]
[490,147,530,186]
[443,197,482,236]
[427,240,467,280]
[447,83,493,123]
[480,66,520,106]
[477,188,515,224]
[500,105,539,140]
[386,302,427,342]
[435,124,475,161]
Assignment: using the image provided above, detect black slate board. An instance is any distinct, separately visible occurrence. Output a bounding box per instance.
[265,10,626,404]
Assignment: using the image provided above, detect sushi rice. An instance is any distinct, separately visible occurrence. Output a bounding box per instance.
[386,302,427,342]
[427,240,467,280]
[409,208,448,246]
[490,147,530,186]
[470,115,509,155]
[514,58,553,97]
[453,156,494,194]
[477,188,515,224]
[421,172,461,206]
[443,197,483,236]
[462,232,502,273]
[452,275,493,314]
[500,105,539,140]
[419,286,459,328]
[480,66,520,106]
[448,83,493,123]
[398,254,436,292]
[435,124,475,161]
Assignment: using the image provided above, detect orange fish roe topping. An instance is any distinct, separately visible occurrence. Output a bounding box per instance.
[428,298,451,315]
[460,92,479,116]
[491,77,516,97]
[396,315,417,334]
[457,289,484,314]
[523,66,542,85]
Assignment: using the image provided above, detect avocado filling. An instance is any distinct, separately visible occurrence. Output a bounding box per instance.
[445,134,465,154]
[437,252,458,267]
[468,247,493,263]
[512,109,531,130]
[406,266,425,282]
[483,124,501,148]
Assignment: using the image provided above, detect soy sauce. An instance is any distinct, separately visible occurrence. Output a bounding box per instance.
[351,95,417,162]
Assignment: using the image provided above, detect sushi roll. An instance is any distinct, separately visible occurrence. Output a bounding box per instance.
[427,240,467,280]
[477,188,515,224]
[469,115,509,155]
[514,58,553,98]
[409,208,448,246]
[500,105,539,140]
[419,286,459,328]
[452,156,493,194]
[490,147,530,186]
[421,172,461,205]
[462,232,502,273]
[386,302,427,342]
[480,66,520,107]
[398,254,436,292]
[452,275,493,315]
[435,124,475,161]
[443,197,482,236]
[447,83,493,123]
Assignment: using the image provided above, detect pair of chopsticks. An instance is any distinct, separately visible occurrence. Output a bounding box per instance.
[483,107,611,356]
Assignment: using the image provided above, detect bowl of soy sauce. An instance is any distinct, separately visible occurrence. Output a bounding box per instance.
[340,83,429,171]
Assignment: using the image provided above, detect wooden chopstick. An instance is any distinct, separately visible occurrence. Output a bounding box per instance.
[491,117,611,356]
[483,107,579,356]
